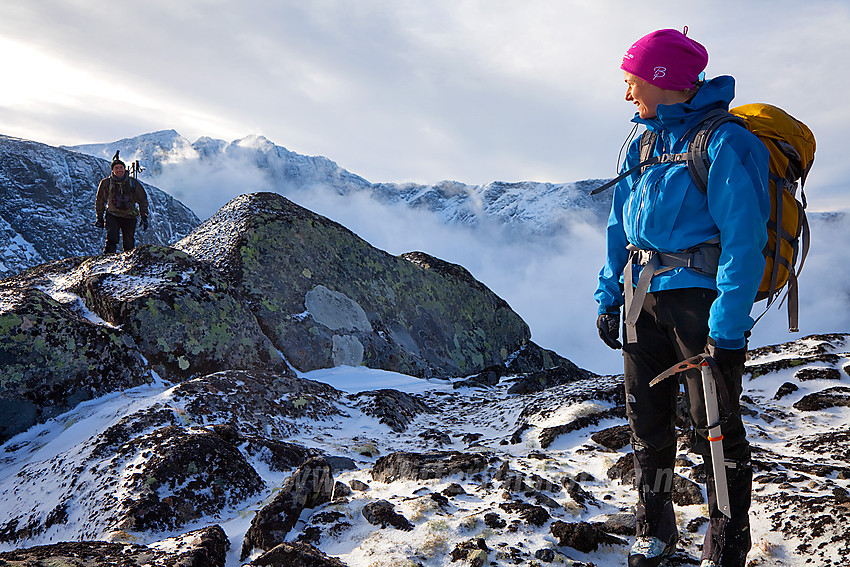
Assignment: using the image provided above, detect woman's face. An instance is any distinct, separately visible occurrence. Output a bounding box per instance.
[623,71,668,119]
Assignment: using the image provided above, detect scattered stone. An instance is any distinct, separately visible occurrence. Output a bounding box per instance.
[687,516,709,533]
[507,362,595,395]
[419,428,453,446]
[794,367,842,381]
[484,512,506,529]
[591,424,632,450]
[0,525,229,567]
[793,387,850,411]
[361,500,413,531]
[530,491,562,510]
[538,407,626,449]
[550,520,625,553]
[351,389,433,432]
[326,456,358,473]
[563,477,596,508]
[241,457,334,559]
[450,538,489,566]
[534,548,556,562]
[371,451,487,483]
[349,479,370,491]
[249,542,348,566]
[332,481,352,500]
[443,483,467,497]
[498,501,550,527]
[672,474,704,506]
[601,513,636,535]
[606,453,635,482]
[774,381,799,400]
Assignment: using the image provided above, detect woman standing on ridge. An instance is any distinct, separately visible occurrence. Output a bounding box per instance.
[594,28,770,567]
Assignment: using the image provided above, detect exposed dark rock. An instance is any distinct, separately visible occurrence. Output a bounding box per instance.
[174,193,534,378]
[242,437,316,472]
[443,483,467,497]
[351,389,433,432]
[794,366,842,381]
[591,424,632,450]
[171,370,343,439]
[0,283,150,444]
[793,386,850,411]
[507,362,597,395]
[361,499,413,531]
[687,516,709,533]
[349,479,370,491]
[249,542,349,566]
[672,474,704,506]
[563,477,596,508]
[241,457,334,559]
[332,481,352,500]
[450,538,489,566]
[371,451,488,483]
[600,512,636,535]
[607,453,635,483]
[774,381,799,400]
[0,525,228,567]
[550,520,625,553]
[534,547,556,562]
[498,501,550,527]
[119,425,264,532]
[484,512,507,529]
[326,456,358,473]
[537,406,626,449]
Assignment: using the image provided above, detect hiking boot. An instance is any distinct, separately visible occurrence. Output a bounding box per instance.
[628,536,676,567]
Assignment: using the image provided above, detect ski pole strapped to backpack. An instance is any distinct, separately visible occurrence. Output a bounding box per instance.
[594,103,816,332]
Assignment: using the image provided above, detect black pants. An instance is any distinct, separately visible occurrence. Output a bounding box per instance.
[623,288,751,564]
[104,213,137,253]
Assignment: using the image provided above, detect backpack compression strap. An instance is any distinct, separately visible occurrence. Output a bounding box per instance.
[591,109,744,196]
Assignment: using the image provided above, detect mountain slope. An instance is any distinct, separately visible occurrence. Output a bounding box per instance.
[0,135,201,278]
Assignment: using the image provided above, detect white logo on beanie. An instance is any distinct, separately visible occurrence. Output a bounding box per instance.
[653,66,667,80]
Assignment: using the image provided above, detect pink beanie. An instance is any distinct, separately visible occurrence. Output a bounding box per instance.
[620,28,708,91]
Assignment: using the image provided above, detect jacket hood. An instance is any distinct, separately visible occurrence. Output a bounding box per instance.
[633,75,736,138]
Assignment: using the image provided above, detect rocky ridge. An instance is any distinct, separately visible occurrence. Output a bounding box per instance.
[0,334,848,566]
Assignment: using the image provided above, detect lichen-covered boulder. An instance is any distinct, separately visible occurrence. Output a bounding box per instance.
[0,281,149,444]
[117,425,265,533]
[7,245,288,382]
[175,192,532,378]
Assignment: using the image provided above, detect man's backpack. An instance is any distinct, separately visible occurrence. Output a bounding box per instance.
[594,103,816,332]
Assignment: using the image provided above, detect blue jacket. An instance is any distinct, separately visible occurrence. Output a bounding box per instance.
[595,76,770,349]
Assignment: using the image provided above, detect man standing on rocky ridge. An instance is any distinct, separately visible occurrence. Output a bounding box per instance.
[95,151,149,253]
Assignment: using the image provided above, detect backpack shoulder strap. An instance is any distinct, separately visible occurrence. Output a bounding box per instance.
[686,109,747,193]
[590,130,662,195]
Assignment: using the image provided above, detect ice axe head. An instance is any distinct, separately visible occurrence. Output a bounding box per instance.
[649,353,709,387]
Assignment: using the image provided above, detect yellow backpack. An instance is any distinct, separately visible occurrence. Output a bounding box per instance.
[592,103,816,331]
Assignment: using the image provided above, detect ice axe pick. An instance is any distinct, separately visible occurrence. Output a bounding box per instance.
[650,353,731,519]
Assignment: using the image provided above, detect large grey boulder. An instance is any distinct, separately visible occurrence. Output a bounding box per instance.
[175,192,534,378]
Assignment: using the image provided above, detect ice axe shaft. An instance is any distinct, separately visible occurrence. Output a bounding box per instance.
[651,354,731,519]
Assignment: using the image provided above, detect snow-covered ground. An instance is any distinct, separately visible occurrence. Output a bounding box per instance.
[2,334,848,566]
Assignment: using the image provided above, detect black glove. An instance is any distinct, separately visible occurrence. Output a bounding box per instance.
[140,215,149,231]
[597,310,622,350]
[95,215,105,229]
[706,337,746,389]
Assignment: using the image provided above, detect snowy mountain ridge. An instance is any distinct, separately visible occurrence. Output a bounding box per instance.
[66,131,613,229]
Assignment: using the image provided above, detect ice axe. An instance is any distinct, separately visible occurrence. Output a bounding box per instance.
[650,353,732,518]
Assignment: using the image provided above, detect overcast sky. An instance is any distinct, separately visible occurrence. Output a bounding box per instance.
[2,0,848,211]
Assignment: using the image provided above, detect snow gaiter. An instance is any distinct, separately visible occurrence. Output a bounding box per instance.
[701,457,753,567]
[632,443,678,546]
